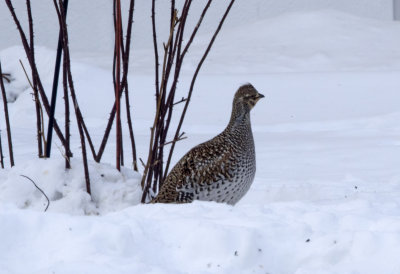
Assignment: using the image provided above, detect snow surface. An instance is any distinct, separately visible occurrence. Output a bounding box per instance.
[1,9,400,274]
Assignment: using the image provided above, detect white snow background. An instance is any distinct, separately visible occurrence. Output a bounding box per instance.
[0,3,400,274]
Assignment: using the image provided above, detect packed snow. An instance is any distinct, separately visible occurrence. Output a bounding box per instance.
[1,8,400,274]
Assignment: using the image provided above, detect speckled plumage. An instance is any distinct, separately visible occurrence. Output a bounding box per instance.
[151,83,264,205]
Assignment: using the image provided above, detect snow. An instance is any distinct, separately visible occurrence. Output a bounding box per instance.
[1,9,400,274]
[0,1,393,53]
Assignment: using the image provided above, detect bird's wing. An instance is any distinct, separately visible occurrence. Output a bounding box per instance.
[156,136,236,202]
[154,136,237,203]
[175,140,236,186]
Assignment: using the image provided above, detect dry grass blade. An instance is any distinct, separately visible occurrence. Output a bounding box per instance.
[20,175,50,212]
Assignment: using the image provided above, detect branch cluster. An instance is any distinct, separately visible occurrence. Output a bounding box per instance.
[141,0,236,202]
[4,0,235,203]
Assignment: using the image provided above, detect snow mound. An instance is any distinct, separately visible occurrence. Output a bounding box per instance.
[191,10,400,73]
[1,200,400,273]
[0,158,142,215]
[0,46,58,102]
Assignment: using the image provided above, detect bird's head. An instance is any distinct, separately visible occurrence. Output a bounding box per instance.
[233,83,264,112]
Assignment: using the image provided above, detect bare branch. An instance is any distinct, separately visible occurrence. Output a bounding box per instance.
[139,158,146,169]
[54,0,91,194]
[123,0,138,171]
[173,97,187,106]
[26,0,44,157]
[160,135,187,148]
[141,0,236,201]
[19,60,33,88]
[5,0,71,156]
[180,0,212,60]
[151,0,160,98]
[1,73,11,83]
[0,61,14,167]
[114,0,123,171]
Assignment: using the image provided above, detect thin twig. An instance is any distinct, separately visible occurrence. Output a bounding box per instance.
[19,60,47,154]
[0,131,4,169]
[151,0,160,99]
[124,82,138,171]
[180,0,212,60]
[20,175,50,212]
[26,0,44,158]
[160,135,187,147]
[38,98,47,154]
[123,0,138,171]
[56,143,71,167]
[1,73,11,83]
[114,0,123,171]
[173,97,187,106]
[0,61,14,167]
[139,158,146,168]
[62,33,70,169]
[19,60,33,88]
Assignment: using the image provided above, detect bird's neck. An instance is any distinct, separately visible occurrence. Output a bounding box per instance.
[225,109,251,133]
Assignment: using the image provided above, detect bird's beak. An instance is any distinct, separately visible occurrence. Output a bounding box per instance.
[256,93,265,102]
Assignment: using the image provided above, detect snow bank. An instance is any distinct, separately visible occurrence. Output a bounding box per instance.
[0,158,142,215]
[192,10,400,74]
[1,200,400,273]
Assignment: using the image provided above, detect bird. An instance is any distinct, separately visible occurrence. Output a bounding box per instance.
[151,83,264,205]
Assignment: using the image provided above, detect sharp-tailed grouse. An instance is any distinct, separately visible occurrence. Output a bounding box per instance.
[151,83,264,205]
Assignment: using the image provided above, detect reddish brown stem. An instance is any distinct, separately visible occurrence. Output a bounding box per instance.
[26,0,43,157]
[114,0,122,171]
